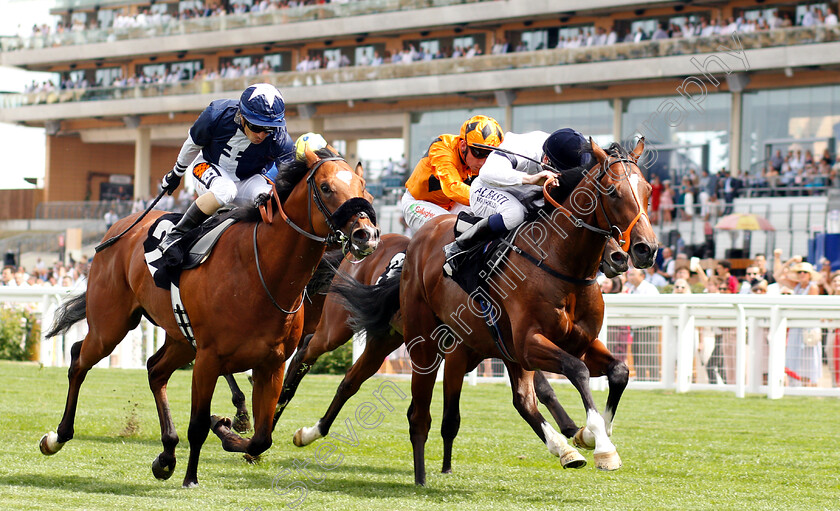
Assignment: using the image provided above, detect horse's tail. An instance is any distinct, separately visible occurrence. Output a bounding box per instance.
[45,292,87,338]
[306,249,345,295]
[332,271,401,339]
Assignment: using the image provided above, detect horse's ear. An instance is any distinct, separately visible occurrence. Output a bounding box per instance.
[590,137,608,164]
[354,161,365,179]
[631,136,645,162]
[304,146,320,166]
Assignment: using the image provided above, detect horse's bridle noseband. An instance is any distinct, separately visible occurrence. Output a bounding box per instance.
[543,154,647,252]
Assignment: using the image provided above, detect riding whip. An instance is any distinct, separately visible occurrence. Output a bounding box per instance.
[94,187,167,253]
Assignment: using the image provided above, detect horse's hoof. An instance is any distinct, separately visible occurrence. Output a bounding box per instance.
[232,412,251,434]
[594,450,622,471]
[210,415,232,433]
[182,480,199,489]
[152,454,176,480]
[293,429,305,447]
[560,449,587,469]
[39,432,65,456]
[573,428,596,450]
[243,453,261,464]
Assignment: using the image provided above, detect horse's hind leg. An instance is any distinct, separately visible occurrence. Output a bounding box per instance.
[41,311,141,455]
[533,370,580,438]
[224,374,251,433]
[440,346,482,474]
[293,332,402,446]
[504,362,585,469]
[148,338,195,480]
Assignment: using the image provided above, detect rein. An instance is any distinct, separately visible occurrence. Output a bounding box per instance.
[253,222,305,314]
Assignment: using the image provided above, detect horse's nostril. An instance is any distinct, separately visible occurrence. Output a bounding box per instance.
[352,229,370,242]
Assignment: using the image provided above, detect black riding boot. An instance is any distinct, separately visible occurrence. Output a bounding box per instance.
[158,202,210,267]
[442,217,496,277]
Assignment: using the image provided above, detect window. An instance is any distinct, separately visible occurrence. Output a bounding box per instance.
[418,40,439,57]
[520,30,549,52]
[95,67,122,87]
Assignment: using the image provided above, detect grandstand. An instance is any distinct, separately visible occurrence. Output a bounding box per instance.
[0,0,839,259]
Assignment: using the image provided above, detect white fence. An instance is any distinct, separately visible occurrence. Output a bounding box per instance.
[4,288,840,399]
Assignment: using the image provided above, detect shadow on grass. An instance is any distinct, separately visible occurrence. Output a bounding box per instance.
[0,473,167,496]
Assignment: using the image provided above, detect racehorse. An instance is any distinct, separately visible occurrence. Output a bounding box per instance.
[40,146,380,488]
[285,237,627,459]
[337,138,656,485]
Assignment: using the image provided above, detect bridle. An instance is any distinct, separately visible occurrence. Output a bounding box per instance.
[254,154,377,313]
[266,156,377,254]
[542,152,647,252]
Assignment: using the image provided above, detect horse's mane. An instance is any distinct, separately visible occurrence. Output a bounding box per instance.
[541,141,635,210]
[219,147,343,224]
[275,147,342,203]
[543,140,595,208]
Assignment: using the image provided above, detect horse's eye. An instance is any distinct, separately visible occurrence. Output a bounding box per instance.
[320,183,332,194]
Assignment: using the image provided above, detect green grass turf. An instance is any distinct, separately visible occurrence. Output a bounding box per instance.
[1,360,838,510]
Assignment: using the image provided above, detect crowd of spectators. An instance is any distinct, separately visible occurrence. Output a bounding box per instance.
[16,3,840,101]
[1,257,89,292]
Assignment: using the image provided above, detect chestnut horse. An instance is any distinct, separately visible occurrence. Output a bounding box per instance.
[40,146,380,488]
[338,139,656,485]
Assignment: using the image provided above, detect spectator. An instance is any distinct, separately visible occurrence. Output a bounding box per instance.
[783,262,821,387]
[625,267,659,380]
[104,208,119,230]
[715,260,739,294]
[672,278,692,294]
[645,265,668,288]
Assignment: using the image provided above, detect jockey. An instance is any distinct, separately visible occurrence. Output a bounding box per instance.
[401,115,504,233]
[158,83,295,266]
[443,128,592,275]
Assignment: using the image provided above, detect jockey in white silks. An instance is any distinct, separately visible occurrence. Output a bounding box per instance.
[443,128,593,275]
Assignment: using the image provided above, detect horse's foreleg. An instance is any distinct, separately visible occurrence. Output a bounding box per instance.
[223,374,251,433]
[505,363,585,469]
[274,333,317,427]
[521,332,620,471]
[582,338,629,439]
[183,356,219,488]
[212,362,285,457]
[293,333,402,447]
[246,363,285,457]
[533,370,580,438]
[148,338,195,480]
[440,346,481,474]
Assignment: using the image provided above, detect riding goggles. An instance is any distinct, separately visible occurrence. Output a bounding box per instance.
[244,119,276,134]
[468,145,493,159]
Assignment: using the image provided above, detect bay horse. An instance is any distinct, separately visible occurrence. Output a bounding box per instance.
[337,138,656,485]
[281,238,629,474]
[40,146,380,488]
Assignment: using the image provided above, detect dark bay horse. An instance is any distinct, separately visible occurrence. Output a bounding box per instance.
[339,138,656,485]
[40,146,380,488]
[287,236,628,467]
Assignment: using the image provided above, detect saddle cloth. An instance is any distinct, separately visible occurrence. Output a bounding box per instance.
[143,210,241,290]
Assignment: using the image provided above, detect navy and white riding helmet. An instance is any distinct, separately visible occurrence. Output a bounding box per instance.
[239,83,286,128]
[542,128,593,171]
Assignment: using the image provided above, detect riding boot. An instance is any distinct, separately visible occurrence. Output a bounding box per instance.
[442,217,497,277]
[158,202,210,267]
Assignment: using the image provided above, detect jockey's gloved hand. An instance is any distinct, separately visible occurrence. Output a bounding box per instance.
[160,166,185,195]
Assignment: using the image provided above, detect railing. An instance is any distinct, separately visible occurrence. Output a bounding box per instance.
[36,199,137,220]
[24,288,840,398]
[4,25,839,110]
[1,0,489,52]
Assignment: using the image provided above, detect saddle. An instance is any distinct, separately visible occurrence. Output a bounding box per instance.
[143,208,244,290]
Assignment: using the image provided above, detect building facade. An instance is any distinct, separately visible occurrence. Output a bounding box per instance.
[0,0,838,203]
